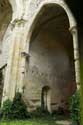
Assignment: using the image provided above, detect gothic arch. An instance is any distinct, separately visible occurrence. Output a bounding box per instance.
[26,0,76,39]
[23,2,79,112]
[26,1,80,86]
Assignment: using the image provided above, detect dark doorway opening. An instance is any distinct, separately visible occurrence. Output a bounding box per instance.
[41,86,51,112]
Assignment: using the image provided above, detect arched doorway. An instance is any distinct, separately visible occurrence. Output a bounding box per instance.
[41,86,51,112]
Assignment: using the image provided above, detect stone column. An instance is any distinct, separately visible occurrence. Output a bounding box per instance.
[2,20,29,103]
[70,26,80,87]
[1,0,31,104]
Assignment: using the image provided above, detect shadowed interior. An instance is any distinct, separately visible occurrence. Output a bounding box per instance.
[22,5,76,112]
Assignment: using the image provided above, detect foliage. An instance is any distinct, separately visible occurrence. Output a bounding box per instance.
[30,107,51,118]
[0,99,12,120]
[0,94,52,120]
[0,92,30,120]
[0,117,57,125]
[69,90,80,124]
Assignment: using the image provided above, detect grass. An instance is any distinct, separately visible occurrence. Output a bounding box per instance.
[0,117,57,125]
[0,115,72,125]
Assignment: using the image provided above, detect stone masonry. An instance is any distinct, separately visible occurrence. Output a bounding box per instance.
[0,0,80,112]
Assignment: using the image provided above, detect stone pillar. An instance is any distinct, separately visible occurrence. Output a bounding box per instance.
[1,0,31,104]
[2,21,29,103]
[70,26,80,87]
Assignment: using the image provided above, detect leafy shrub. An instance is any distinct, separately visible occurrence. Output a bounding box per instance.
[69,90,80,124]
[30,107,51,118]
[0,99,12,120]
[0,107,3,120]
[0,92,30,120]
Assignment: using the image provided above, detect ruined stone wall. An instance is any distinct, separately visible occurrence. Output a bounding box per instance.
[0,0,79,112]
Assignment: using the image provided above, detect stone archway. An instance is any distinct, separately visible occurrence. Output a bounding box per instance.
[24,3,77,111]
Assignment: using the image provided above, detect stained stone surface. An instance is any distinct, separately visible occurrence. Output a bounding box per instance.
[0,0,78,112]
[23,5,76,111]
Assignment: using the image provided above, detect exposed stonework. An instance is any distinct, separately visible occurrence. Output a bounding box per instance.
[0,0,80,112]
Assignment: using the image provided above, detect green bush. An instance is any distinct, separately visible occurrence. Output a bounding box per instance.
[69,90,80,124]
[0,92,30,120]
[0,99,12,120]
[30,107,51,118]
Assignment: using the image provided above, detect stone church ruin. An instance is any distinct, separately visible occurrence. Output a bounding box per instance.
[0,0,80,113]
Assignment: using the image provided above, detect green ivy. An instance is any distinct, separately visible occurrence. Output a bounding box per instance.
[69,90,80,124]
[30,107,51,118]
[0,92,30,120]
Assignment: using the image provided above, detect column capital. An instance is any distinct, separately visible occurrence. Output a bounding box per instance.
[69,26,77,34]
[8,0,25,21]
